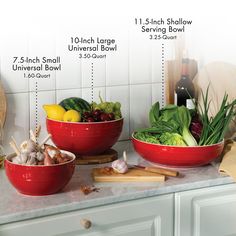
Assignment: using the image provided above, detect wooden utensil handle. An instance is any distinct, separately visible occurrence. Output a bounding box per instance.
[144,167,179,177]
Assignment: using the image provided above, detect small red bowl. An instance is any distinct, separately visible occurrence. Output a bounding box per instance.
[4,151,76,196]
[46,118,124,156]
[132,133,224,167]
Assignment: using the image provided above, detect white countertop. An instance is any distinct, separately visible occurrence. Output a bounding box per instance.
[0,141,234,225]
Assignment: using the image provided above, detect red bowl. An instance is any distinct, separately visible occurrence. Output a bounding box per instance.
[46,118,124,156]
[132,133,224,167]
[4,151,76,196]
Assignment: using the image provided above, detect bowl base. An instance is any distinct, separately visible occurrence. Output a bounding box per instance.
[16,190,61,196]
[146,160,211,169]
[76,149,118,165]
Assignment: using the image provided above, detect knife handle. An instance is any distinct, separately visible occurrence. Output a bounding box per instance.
[144,167,179,177]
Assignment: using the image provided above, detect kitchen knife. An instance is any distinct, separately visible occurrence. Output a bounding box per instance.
[130,165,179,177]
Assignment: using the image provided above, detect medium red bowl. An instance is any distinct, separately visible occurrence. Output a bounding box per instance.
[4,151,76,196]
[132,133,224,167]
[46,118,124,156]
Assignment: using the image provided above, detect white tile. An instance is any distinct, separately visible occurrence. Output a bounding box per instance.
[106,86,129,140]
[164,41,175,61]
[129,31,152,84]
[56,89,82,104]
[0,32,29,93]
[151,42,163,83]
[55,35,82,90]
[130,84,152,134]
[28,32,56,92]
[30,90,56,142]
[152,83,165,107]
[3,93,29,154]
[106,32,129,86]
[82,60,106,88]
[81,87,105,104]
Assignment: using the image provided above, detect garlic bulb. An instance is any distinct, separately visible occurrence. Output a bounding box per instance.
[36,152,44,161]
[112,159,128,174]
[26,155,37,165]
[11,152,28,164]
[20,152,28,163]
[20,139,37,153]
[11,156,21,164]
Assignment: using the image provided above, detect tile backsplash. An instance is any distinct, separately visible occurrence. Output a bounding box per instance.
[0,22,168,153]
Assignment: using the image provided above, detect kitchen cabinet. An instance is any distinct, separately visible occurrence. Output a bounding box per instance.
[2,183,236,236]
[0,194,174,236]
[175,183,236,236]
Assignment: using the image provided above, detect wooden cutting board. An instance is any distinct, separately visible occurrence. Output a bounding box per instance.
[92,168,165,182]
[0,80,7,128]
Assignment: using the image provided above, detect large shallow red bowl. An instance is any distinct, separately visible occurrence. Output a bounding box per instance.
[4,151,76,196]
[132,133,224,167]
[46,118,123,156]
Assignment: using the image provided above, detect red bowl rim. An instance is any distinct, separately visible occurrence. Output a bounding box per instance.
[4,150,76,167]
[131,132,225,148]
[46,117,124,125]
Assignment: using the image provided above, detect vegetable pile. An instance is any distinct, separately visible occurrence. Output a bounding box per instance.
[9,130,72,166]
[134,87,236,146]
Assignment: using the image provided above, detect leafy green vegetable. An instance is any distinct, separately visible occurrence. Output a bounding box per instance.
[159,104,178,122]
[174,106,198,146]
[149,103,178,125]
[134,132,160,144]
[136,84,236,147]
[139,102,197,146]
[159,132,187,146]
[137,120,179,134]
[198,86,236,145]
[149,102,160,126]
